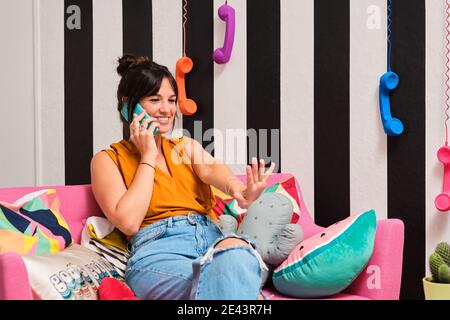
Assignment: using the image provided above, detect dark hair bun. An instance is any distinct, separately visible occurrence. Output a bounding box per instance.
[117,54,151,76]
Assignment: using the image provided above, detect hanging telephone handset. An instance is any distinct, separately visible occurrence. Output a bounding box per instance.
[379,0,403,136]
[213,2,235,64]
[435,0,450,212]
[435,146,450,212]
[121,102,159,136]
[176,56,197,115]
[379,71,404,136]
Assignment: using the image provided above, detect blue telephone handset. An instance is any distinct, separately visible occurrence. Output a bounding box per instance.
[379,71,403,136]
[121,103,159,136]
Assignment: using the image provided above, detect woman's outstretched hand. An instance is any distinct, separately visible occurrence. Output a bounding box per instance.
[233,157,276,209]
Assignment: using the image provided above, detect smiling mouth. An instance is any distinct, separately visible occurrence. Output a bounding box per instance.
[154,116,170,124]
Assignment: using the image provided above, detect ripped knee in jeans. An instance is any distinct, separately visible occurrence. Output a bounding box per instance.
[200,234,268,273]
[214,237,252,249]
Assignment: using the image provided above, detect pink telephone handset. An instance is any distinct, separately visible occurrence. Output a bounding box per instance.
[176,56,197,116]
[435,145,450,211]
[213,2,235,64]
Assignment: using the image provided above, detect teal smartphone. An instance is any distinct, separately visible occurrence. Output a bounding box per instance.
[121,102,159,136]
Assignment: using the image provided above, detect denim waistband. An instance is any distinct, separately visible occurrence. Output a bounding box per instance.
[130,213,216,249]
[139,212,214,232]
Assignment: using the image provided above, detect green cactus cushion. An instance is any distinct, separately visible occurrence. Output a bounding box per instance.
[211,176,301,225]
[272,209,376,298]
[218,192,304,286]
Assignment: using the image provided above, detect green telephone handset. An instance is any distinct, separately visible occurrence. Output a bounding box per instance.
[121,102,159,136]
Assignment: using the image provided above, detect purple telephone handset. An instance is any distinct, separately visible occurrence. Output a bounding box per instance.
[213,3,235,64]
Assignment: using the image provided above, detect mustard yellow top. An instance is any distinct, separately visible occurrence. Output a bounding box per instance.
[102,137,217,229]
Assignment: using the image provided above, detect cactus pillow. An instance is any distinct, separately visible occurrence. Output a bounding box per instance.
[211,175,301,226]
[272,209,376,298]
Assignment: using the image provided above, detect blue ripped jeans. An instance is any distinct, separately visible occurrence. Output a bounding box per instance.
[125,213,266,300]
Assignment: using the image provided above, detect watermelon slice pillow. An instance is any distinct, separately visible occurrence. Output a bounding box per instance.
[272,209,376,298]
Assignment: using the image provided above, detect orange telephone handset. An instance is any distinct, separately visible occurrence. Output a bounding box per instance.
[176,56,197,115]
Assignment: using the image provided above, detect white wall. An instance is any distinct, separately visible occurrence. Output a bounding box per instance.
[281,0,315,219]
[39,0,65,186]
[0,0,36,187]
[213,0,247,174]
[152,0,183,136]
[350,0,387,220]
[92,0,123,156]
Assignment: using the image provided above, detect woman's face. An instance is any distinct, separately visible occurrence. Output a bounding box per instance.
[139,77,177,135]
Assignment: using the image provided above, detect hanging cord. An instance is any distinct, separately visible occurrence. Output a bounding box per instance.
[387,0,392,72]
[183,0,188,56]
[445,0,450,145]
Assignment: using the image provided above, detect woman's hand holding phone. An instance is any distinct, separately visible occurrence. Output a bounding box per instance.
[129,111,160,163]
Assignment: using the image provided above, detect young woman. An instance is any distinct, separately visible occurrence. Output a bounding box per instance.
[90,55,275,300]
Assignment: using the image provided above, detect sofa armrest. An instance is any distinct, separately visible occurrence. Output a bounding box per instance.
[345,218,404,300]
[0,252,33,300]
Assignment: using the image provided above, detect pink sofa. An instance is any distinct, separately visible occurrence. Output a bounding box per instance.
[0,173,404,300]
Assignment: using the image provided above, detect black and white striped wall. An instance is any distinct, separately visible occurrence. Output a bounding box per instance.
[1,0,448,299]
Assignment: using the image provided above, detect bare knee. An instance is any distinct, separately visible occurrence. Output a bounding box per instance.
[214,237,251,249]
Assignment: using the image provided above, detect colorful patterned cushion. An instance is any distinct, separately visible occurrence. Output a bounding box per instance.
[211,176,301,226]
[23,244,124,300]
[272,209,376,298]
[0,189,73,255]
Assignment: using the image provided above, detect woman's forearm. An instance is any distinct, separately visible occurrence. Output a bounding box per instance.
[114,157,156,235]
[201,162,246,196]
[185,137,246,197]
